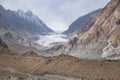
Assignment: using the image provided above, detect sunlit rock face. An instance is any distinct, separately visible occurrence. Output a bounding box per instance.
[81,0,120,43]
[79,0,120,59]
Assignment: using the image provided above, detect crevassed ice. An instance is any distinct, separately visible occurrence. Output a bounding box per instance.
[35,34,69,47]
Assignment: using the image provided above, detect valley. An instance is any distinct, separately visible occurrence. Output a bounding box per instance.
[0,0,120,80]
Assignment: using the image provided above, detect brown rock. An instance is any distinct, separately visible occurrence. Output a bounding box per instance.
[81,0,120,43]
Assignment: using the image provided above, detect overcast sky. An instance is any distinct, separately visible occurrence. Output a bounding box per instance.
[0,0,110,32]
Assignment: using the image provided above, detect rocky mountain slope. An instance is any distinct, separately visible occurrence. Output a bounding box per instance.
[47,0,120,60]
[0,5,53,36]
[79,0,120,59]
[0,23,37,54]
[81,0,120,43]
[63,10,99,34]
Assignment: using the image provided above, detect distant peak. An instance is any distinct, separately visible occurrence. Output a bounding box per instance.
[17,9,24,13]
[0,5,5,10]
[17,9,24,14]
[25,10,33,17]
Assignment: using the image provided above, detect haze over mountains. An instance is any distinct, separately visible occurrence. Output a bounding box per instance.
[0,5,53,36]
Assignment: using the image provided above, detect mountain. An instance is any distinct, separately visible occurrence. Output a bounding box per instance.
[1,1,120,80]
[80,0,120,59]
[47,0,120,60]
[0,5,57,53]
[0,5,53,36]
[63,10,99,34]
[0,21,69,55]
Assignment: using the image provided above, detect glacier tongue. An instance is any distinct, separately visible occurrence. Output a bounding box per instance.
[33,34,69,49]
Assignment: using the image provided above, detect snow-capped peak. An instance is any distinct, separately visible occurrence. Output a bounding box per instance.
[0,5,4,10]
[17,9,39,22]
[17,10,26,18]
[16,9,53,33]
[25,10,33,17]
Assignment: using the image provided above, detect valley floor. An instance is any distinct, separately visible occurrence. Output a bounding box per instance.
[0,54,120,80]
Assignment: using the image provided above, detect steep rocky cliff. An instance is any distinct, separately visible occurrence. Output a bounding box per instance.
[79,0,120,59]
[81,0,120,43]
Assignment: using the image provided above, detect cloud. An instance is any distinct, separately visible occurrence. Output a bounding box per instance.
[0,0,110,32]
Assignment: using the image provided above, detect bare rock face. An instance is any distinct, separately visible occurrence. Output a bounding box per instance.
[0,38,8,49]
[0,37,12,55]
[81,0,120,43]
[76,0,120,59]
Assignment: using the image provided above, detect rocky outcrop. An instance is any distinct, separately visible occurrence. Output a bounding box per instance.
[81,0,120,43]
[0,38,8,49]
[0,24,8,49]
[0,37,13,55]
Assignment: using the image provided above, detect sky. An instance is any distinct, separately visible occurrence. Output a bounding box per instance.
[0,0,110,32]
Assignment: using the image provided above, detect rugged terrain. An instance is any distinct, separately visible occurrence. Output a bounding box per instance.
[0,0,120,80]
[0,38,119,80]
[0,53,120,80]
[0,6,56,53]
[79,0,120,59]
[47,0,120,60]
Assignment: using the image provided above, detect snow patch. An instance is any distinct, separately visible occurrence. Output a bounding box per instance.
[102,41,120,60]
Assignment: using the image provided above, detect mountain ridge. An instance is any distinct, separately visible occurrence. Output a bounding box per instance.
[0,5,53,36]
[63,10,99,34]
